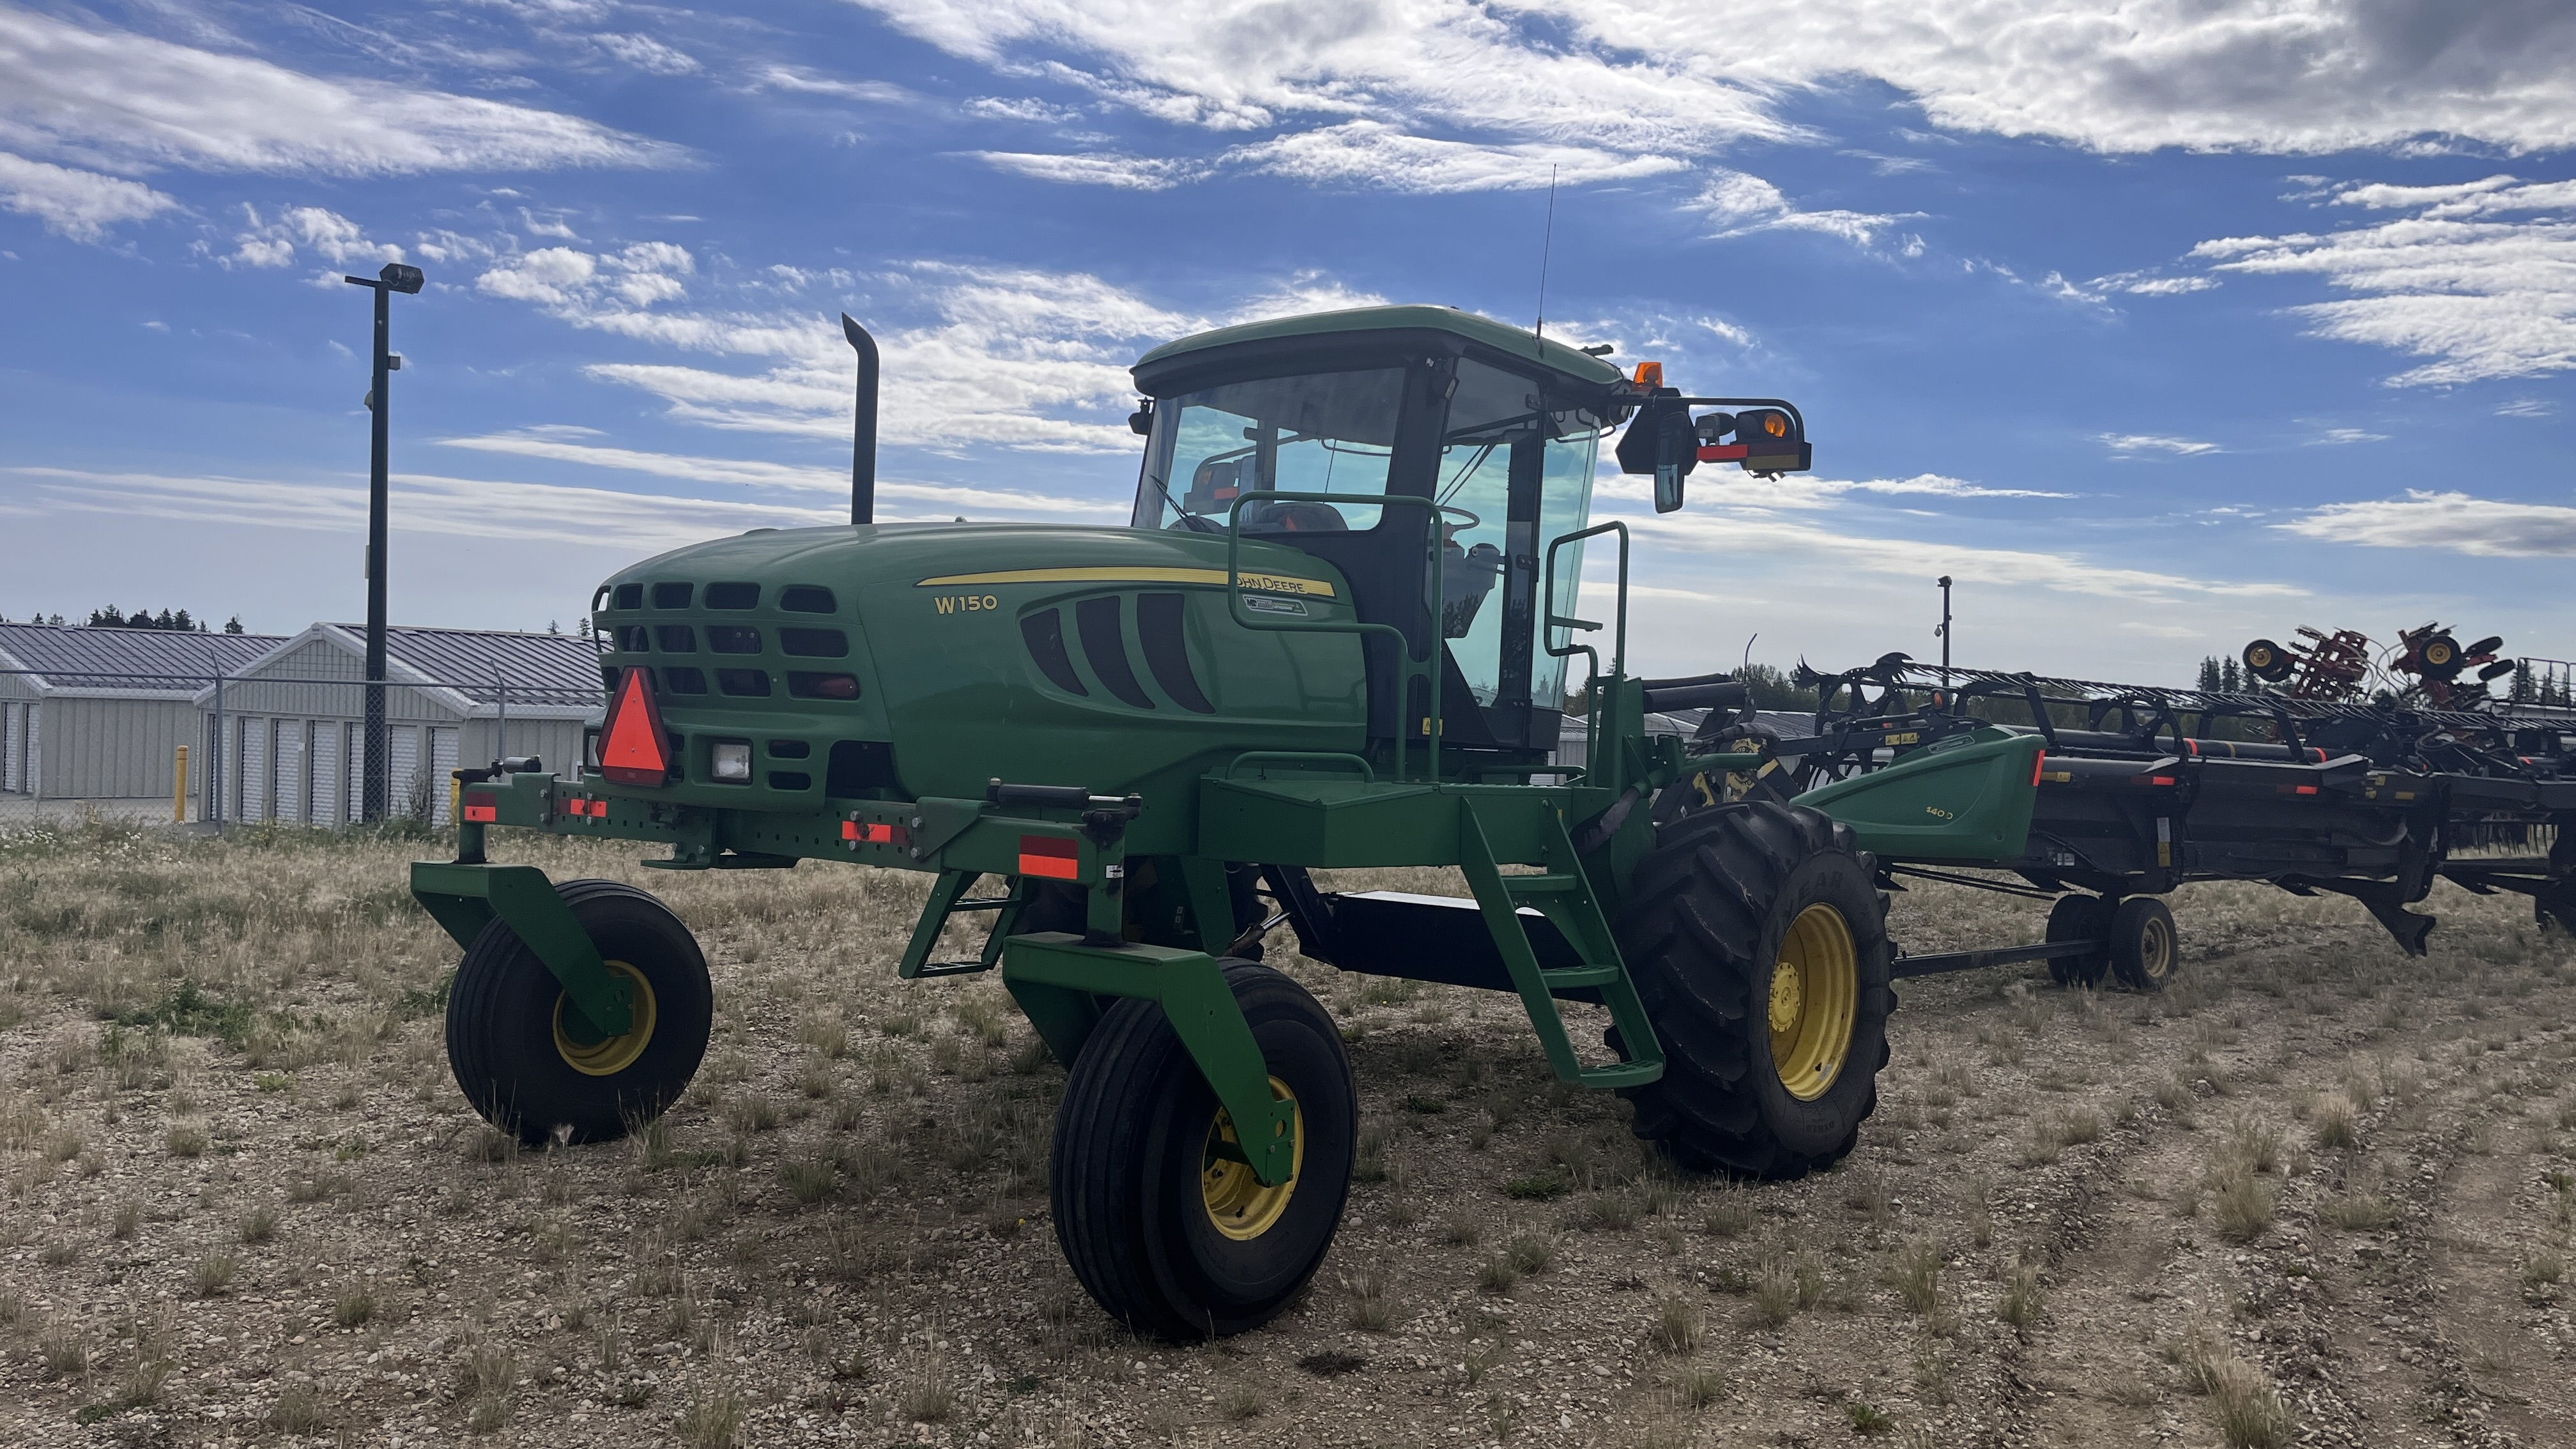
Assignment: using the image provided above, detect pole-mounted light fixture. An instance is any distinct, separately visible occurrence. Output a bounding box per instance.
[343,259,424,823]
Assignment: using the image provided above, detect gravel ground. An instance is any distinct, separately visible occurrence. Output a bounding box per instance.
[2,820,2573,1448]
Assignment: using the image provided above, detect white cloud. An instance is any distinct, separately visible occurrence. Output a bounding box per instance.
[477,241,700,313]
[2101,433,2223,456]
[753,65,916,105]
[1226,121,1685,193]
[1634,506,2302,605]
[436,431,1123,519]
[222,204,402,270]
[0,7,679,177]
[2117,275,2220,296]
[0,150,175,241]
[2308,426,2388,445]
[2497,397,2557,417]
[2193,175,2576,385]
[967,150,1208,190]
[8,465,836,553]
[964,96,1085,124]
[593,34,700,75]
[2279,489,2576,557]
[851,0,2576,163]
[970,122,1685,194]
[1690,169,1913,250]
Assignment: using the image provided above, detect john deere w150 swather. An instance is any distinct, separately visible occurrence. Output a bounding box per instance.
[412,306,2137,1335]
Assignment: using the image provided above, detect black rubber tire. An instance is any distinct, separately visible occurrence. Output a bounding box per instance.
[2044,894,2112,987]
[1611,801,1894,1179]
[2108,896,2180,992]
[445,879,712,1146]
[1050,959,1354,1339]
[2242,639,2290,683]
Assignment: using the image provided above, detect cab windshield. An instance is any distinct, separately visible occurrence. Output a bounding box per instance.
[1132,367,1404,533]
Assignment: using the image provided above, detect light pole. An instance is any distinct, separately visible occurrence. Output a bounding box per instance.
[344,260,424,822]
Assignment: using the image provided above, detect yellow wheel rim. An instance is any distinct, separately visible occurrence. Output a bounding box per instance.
[1202,1075,1302,1241]
[2246,646,2273,670]
[1768,904,1858,1101]
[551,960,658,1077]
[2136,916,2175,981]
[2424,640,2454,666]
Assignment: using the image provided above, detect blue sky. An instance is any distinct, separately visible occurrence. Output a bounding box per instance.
[2,0,2572,686]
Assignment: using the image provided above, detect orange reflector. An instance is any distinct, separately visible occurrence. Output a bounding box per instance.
[1018,834,1081,880]
[1632,361,1664,387]
[462,792,497,824]
[599,667,671,786]
[842,820,905,845]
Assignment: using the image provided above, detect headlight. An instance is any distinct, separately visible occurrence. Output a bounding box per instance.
[711,741,753,782]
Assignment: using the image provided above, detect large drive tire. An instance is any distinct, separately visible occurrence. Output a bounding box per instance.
[2108,896,2179,992]
[2044,894,2111,988]
[446,880,713,1146]
[1612,801,1894,1179]
[1051,960,1354,1339]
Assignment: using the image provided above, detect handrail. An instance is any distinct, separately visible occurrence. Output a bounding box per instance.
[1224,489,1471,784]
[1543,521,1629,781]
[1216,751,1377,783]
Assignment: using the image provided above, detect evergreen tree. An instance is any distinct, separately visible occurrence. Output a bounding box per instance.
[223,616,245,634]
[2222,657,2242,693]
[2196,656,2223,691]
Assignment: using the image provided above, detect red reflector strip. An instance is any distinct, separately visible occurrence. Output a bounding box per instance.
[2030,750,2045,787]
[2153,776,2176,786]
[1018,834,1081,880]
[2294,785,2318,795]
[1696,443,1749,462]
[462,793,497,824]
[841,820,907,845]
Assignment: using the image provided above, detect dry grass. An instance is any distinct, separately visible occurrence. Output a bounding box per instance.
[0,819,2568,1446]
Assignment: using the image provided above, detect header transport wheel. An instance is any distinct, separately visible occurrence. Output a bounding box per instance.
[2108,897,2179,993]
[446,880,714,1146]
[2044,894,2112,988]
[1612,801,1895,1179]
[1051,960,1355,1338]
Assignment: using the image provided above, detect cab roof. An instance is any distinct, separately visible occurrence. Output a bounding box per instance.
[1133,304,1625,390]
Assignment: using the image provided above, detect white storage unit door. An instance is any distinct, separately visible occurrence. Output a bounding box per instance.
[341,723,360,821]
[272,719,302,823]
[1,703,19,792]
[21,704,36,798]
[239,717,268,822]
[390,725,421,819]
[308,723,340,824]
[428,727,459,825]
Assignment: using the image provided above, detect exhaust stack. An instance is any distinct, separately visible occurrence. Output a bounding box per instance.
[841,313,879,525]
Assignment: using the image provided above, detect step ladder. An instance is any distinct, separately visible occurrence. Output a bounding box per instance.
[1457,797,1664,1089]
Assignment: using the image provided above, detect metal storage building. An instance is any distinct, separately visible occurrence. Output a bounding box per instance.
[0,624,283,802]
[195,624,604,825]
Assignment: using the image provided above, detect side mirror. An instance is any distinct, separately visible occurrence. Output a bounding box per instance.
[1614,390,1698,512]
[1735,408,1811,475]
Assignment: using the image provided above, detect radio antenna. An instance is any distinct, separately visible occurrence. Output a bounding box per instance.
[1533,165,1558,353]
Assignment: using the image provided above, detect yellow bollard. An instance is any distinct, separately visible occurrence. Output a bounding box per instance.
[173,745,190,824]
